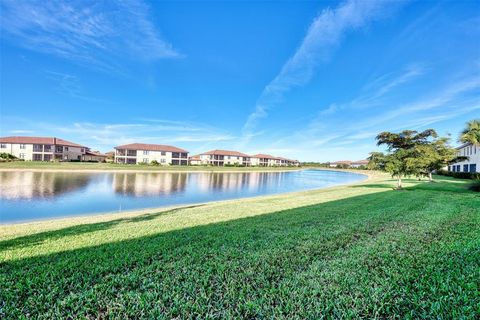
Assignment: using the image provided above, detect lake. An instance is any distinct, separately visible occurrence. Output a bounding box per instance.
[0,169,366,223]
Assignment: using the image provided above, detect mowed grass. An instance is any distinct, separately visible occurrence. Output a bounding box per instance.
[0,161,301,172]
[1,174,479,318]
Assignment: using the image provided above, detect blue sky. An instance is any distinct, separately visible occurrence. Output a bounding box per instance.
[0,0,479,161]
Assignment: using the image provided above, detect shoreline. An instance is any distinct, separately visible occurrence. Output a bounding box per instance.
[0,170,372,227]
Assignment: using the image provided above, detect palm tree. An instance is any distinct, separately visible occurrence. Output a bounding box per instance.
[460,119,480,145]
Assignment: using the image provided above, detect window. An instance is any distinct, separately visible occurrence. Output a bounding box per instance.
[143,150,149,155]
[81,148,85,153]
[33,144,42,152]
[172,159,179,165]
[456,165,461,172]
[44,145,52,152]
[65,147,69,151]
[0,144,6,148]
[20,144,26,149]
[127,150,137,156]
[19,153,25,159]
[161,151,166,156]
[172,152,180,158]
[463,164,469,172]
[470,164,477,173]
[161,159,166,163]
[43,154,52,161]
[126,158,137,164]
[33,154,42,161]
[143,158,149,163]
[56,146,63,153]
[181,153,188,158]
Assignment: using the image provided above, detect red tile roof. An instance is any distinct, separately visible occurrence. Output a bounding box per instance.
[189,154,201,160]
[201,149,251,157]
[332,160,352,164]
[253,154,280,160]
[351,160,369,165]
[115,143,188,153]
[85,151,107,157]
[0,136,85,147]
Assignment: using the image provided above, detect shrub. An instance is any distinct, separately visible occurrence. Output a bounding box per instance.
[150,160,160,166]
[437,169,480,180]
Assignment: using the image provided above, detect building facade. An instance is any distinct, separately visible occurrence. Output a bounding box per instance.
[199,150,252,166]
[251,154,298,166]
[447,143,479,173]
[114,143,189,165]
[0,136,87,161]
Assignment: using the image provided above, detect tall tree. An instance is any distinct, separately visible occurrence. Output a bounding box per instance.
[367,152,386,170]
[460,119,480,145]
[376,129,437,189]
[414,137,465,182]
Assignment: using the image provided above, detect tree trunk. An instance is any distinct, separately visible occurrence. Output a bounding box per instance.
[428,172,433,182]
[397,176,402,189]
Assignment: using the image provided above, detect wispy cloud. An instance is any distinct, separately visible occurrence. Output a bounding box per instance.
[241,0,404,143]
[0,0,180,72]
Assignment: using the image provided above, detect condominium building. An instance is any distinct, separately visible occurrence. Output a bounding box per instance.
[447,143,479,173]
[250,154,298,167]
[199,150,252,166]
[114,143,189,165]
[0,136,87,161]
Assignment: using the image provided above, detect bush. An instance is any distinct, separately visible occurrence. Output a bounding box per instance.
[150,160,160,166]
[437,170,480,180]
[0,153,18,161]
[469,180,480,192]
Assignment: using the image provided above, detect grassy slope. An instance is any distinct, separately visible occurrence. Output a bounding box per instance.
[0,161,302,171]
[1,175,479,318]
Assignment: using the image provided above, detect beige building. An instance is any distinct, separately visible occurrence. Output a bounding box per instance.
[0,136,87,161]
[82,151,107,162]
[188,154,202,165]
[198,150,252,166]
[350,160,369,168]
[448,143,479,173]
[114,143,189,165]
[251,154,299,167]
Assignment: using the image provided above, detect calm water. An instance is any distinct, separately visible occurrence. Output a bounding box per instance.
[0,169,365,223]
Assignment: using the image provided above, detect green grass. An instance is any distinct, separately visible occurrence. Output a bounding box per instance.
[0,161,302,171]
[1,174,479,318]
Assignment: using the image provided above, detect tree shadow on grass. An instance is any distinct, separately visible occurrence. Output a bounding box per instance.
[1,184,478,318]
[0,204,205,251]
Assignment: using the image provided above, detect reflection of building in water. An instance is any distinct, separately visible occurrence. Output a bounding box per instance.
[193,172,288,193]
[0,171,92,200]
[113,173,187,196]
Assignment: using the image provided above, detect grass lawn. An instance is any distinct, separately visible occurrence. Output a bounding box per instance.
[1,174,479,318]
[0,161,302,172]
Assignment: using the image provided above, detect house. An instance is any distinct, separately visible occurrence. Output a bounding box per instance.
[250,154,299,166]
[114,143,189,165]
[447,143,479,173]
[188,154,202,165]
[329,160,352,168]
[251,154,280,166]
[82,151,107,162]
[350,160,369,168]
[0,136,87,161]
[199,150,252,166]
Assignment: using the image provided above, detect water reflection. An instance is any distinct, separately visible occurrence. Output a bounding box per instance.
[0,170,365,223]
[0,171,93,200]
[113,172,187,196]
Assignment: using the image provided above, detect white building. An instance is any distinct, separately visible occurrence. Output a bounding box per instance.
[251,154,299,166]
[447,143,479,173]
[0,136,87,161]
[114,143,188,165]
[198,150,252,166]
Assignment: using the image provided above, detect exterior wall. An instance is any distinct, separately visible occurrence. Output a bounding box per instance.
[199,154,251,166]
[0,143,85,161]
[115,149,188,165]
[448,144,480,173]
